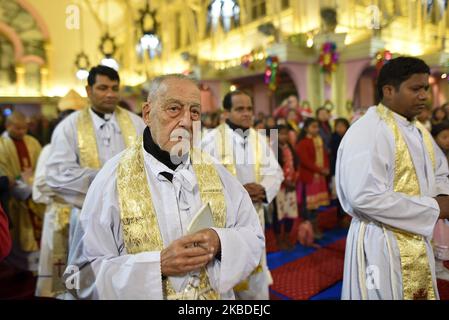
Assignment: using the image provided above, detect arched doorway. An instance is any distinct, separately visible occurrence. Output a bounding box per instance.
[352,66,377,112]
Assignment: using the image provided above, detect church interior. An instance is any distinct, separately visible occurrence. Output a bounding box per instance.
[1,0,449,301]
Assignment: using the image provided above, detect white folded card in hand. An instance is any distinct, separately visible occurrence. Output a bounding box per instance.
[187,202,215,234]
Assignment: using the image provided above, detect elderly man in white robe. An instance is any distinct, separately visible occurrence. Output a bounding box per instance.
[201,90,283,300]
[45,65,145,248]
[337,57,449,300]
[63,74,265,300]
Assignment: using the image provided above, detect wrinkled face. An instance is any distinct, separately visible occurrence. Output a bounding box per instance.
[227,93,253,129]
[86,75,120,113]
[6,119,28,140]
[335,122,348,136]
[142,78,201,157]
[436,129,449,151]
[307,122,320,137]
[384,73,429,120]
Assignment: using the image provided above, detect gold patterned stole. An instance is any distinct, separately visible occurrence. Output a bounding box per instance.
[216,123,261,183]
[117,139,226,299]
[376,103,436,300]
[76,107,138,169]
[215,124,264,292]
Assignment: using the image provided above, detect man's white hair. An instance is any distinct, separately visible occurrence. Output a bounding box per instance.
[147,74,199,103]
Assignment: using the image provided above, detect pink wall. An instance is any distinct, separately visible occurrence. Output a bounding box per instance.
[281,62,308,101]
[253,82,271,115]
[345,58,371,101]
[200,80,222,112]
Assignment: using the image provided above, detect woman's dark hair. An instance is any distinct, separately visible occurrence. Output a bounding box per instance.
[431,120,449,138]
[298,117,318,141]
[334,118,350,131]
[432,107,448,122]
[376,57,430,100]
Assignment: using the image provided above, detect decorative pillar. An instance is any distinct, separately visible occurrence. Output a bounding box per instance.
[40,66,49,96]
[15,63,25,95]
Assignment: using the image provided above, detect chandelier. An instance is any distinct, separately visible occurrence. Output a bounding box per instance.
[74,3,90,80]
[99,0,119,70]
[207,0,240,33]
[136,0,161,59]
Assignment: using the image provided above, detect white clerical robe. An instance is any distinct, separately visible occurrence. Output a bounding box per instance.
[63,145,264,300]
[46,108,146,208]
[336,106,449,300]
[201,124,283,300]
[45,108,145,247]
[32,144,55,297]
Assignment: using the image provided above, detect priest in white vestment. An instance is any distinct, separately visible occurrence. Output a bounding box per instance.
[201,91,283,300]
[45,66,145,248]
[63,74,265,300]
[337,57,449,300]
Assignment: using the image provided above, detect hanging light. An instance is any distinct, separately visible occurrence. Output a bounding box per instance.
[207,0,240,33]
[99,32,119,70]
[98,0,119,70]
[74,4,90,80]
[136,1,161,59]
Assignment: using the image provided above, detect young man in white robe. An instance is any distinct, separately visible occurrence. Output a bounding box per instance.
[45,65,145,251]
[336,56,449,300]
[63,74,264,300]
[201,91,283,300]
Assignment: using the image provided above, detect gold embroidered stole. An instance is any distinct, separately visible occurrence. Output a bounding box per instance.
[215,124,264,292]
[77,107,137,169]
[216,123,261,183]
[376,104,436,300]
[117,139,226,299]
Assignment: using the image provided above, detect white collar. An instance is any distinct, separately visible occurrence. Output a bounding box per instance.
[88,108,118,131]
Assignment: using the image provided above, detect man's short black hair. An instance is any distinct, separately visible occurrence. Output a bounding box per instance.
[87,65,120,87]
[222,90,250,111]
[377,57,430,100]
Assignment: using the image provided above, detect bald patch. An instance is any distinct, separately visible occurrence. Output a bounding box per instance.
[147,74,198,104]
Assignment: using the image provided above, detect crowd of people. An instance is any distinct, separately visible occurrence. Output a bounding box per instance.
[0,57,449,300]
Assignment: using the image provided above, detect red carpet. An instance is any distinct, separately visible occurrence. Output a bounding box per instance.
[270,238,346,300]
[438,280,449,300]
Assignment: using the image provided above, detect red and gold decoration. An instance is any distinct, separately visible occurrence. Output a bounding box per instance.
[241,50,256,69]
[374,49,392,76]
[264,55,280,92]
[318,42,339,84]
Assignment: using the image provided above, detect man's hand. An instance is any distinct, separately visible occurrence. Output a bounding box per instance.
[297,221,321,249]
[160,229,220,277]
[320,168,330,176]
[243,183,266,203]
[435,195,449,220]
